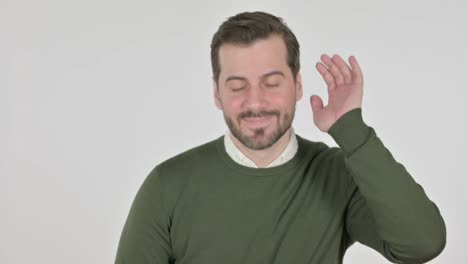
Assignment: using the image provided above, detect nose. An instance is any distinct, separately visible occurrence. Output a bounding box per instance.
[244,85,267,110]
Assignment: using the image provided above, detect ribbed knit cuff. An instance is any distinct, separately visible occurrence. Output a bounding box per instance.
[327,108,371,155]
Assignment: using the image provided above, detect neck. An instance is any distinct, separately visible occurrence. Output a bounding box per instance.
[230,127,292,168]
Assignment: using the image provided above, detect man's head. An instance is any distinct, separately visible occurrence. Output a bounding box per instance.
[210,11,303,150]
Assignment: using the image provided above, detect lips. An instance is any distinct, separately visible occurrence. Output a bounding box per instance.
[243,115,273,129]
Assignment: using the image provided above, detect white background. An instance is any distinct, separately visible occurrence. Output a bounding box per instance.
[3,0,467,263]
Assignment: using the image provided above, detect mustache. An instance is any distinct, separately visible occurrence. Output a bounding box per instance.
[239,110,279,119]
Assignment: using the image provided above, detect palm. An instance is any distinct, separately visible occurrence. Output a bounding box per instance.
[311,54,364,132]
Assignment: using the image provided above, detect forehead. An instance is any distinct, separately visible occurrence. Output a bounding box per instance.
[218,34,289,79]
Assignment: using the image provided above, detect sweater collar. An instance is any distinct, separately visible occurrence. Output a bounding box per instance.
[223,127,298,168]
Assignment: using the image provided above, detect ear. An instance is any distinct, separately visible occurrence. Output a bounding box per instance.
[213,78,223,110]
[295,72,303,101]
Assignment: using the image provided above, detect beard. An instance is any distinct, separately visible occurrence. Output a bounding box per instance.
[223,106,295,151]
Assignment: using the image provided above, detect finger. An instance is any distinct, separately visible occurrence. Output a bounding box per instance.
[310,95,324,113]
[349,55,363,85]
[321,54,344,86]
[332,54,352,84]
[315,62,336,93]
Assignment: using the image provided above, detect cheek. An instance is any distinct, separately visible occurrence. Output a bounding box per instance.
[222,97,244,117]
[230,95,245,107]
[270,95,292,111]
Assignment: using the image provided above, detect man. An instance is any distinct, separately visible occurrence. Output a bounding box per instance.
[115,11,446,264]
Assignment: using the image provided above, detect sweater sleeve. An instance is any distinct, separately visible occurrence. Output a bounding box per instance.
[327,108,446,263]
[115,165,173,264]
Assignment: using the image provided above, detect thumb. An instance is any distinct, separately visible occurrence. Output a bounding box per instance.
[310,95,323,113]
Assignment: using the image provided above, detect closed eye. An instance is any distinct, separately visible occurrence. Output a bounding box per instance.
[232,86,246,92]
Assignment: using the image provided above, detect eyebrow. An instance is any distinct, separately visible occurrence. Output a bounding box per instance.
[224,70,286,85]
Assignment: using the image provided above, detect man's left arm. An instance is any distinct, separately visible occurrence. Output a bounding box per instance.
[311,54,446,262]
[328,107,446,263]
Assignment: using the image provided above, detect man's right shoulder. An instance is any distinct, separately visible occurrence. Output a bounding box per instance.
[151,136,223,180]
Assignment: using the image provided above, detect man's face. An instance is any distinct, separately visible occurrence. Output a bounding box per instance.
[214,34,303,150]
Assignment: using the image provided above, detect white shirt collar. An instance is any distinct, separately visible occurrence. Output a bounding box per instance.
[224,127,298,168]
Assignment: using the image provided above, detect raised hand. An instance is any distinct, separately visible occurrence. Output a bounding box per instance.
[310,54,364,132]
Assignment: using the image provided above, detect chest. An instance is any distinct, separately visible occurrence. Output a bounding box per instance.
[169,169,351,263]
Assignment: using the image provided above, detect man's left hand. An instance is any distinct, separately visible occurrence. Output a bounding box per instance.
[311,54,364,132]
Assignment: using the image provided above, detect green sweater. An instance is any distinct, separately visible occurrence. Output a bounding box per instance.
[115,108,446,264]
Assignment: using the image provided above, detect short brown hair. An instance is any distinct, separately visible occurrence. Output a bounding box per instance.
[210,11,300,87]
